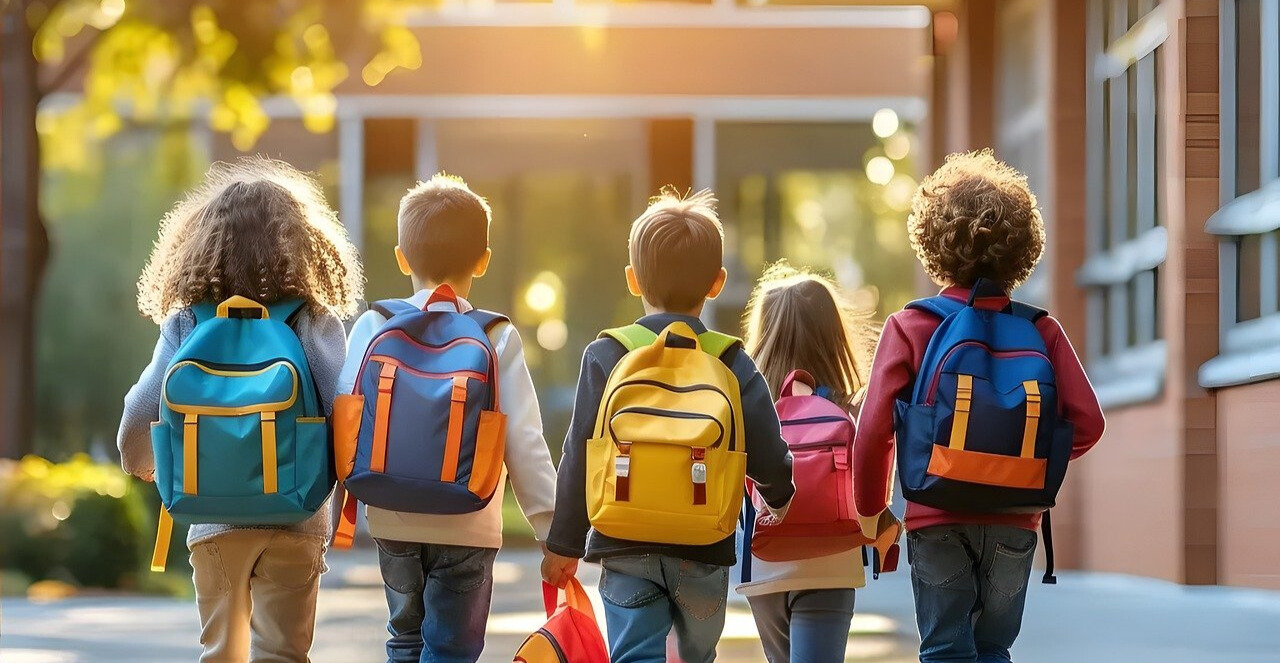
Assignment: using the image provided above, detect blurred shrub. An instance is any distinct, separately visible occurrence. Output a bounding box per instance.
[0,454,161,590]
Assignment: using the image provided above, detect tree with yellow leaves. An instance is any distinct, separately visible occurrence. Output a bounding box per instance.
[0,0,428,457]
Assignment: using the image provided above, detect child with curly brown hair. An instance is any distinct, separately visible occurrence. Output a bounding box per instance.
[852,150,1105,663]
[117,157,362,662]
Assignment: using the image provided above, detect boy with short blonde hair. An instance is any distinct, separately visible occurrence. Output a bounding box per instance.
[547,189,795,663]
[338,174,576,663]
[853,151,1105,663]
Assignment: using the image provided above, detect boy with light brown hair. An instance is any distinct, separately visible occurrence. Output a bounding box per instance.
[546,189,795,663]
[337,174,577,663]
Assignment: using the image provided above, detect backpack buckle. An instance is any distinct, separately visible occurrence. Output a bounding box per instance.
[378,363,397,394]
[615,443,632,478]
[690,448,707,484]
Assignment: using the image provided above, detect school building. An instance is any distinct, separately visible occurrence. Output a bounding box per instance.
[42,0,1271,588]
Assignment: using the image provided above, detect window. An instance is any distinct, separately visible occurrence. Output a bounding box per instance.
[1200,0,1280,387]
[997,0,1052,305]
[1077,0,1168,406]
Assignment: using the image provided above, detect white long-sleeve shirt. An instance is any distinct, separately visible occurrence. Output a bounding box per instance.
[336,288,557,548]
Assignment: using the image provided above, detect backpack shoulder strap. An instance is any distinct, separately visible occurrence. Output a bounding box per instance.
[698,330,743,359]
[190,302,218,324]
[1008,300,1049,322]
[267,298,306,324]
[905,295,966,320]
[370,299,418,319]
[600,324,658,352]
[465,309,511,334]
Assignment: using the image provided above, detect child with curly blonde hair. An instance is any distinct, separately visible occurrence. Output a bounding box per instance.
[118,157,362,662]
[853,150,1104,663]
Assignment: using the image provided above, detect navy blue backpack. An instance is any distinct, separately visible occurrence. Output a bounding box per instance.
[895,280,1075,582]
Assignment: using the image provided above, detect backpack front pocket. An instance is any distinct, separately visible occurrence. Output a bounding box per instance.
[160,360,300,500]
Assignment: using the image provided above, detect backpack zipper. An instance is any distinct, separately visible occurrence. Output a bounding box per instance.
[781,415,850,426]
[162,359,300,416]
[599,380,739,451]
[922,342,1051,405]
[354,329,497,398]
[538,628,569,663]
[608,406,727,449]
[364,354,486,388]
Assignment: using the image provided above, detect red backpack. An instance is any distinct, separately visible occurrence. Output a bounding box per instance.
[513,578,609,663]
[747,370,870,562]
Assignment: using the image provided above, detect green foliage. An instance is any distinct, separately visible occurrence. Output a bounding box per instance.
[35,125,207,459]
[0,455,155,590]
[32,0,432,164]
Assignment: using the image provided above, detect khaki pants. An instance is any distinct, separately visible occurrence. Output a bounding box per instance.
[190,530,326,663]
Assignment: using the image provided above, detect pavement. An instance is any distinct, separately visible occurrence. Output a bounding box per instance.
[2,547,1279,662]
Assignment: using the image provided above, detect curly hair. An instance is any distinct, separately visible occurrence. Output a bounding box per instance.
[908,149,1045,290]
[137,157,363,323]
[743,261,881,409]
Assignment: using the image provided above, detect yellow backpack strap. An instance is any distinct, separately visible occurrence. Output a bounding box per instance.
[600,324,658,352]
[151,506,174,573]
[698,330,742,359]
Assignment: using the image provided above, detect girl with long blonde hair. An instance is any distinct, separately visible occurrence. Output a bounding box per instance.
[737,261,881,663]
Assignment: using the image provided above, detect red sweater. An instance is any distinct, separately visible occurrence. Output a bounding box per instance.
[852,288,1106,532]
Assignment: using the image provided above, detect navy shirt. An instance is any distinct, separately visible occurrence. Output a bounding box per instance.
[546,313,796,566]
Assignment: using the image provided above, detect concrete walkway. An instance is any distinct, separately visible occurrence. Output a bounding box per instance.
[2,548,1278,662]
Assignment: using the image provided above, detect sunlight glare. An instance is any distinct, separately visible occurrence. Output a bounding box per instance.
[872,108,900,138]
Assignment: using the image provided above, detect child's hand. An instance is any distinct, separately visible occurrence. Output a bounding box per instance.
[540,543,579,588]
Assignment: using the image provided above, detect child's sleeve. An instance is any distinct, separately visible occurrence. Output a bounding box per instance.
[853,314,915,519]
[738,362,796,516]
[117,316,183,481]
[546,344,608,559]
[493,325,558,541]
[335,309,383,397]
[1037,316,1106,459]
[300,310,349,416]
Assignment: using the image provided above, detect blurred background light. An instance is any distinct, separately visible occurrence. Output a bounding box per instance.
[872,108,900,139]
[866,156,895,185]
[536,319,568,351]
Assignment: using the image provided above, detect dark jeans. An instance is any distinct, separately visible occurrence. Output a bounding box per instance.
[599,554,731,663]
[908,525,1037,663]
[746,589,857,663]
[375,539,498,663]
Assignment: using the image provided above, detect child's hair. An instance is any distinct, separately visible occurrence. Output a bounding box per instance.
[908,149,1045,291]
[137,157,363,323]
[397,173,491,283]
[629,188,723,312]
[744,262,880,408]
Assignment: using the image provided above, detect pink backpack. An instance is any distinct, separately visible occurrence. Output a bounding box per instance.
[749,370,871,562]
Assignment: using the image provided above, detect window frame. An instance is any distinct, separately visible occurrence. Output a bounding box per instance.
[1200,0,1280,388]
[1078,0,1169,408]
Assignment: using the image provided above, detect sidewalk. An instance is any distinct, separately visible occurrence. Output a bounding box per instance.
[2,548,1278,662]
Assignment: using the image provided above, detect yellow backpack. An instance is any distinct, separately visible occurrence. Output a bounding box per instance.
[587,321,747,545]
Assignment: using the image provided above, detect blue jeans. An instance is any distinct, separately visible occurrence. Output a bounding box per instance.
[375,539,497,663]
[746,589,856,663]
[908,525,1037,663]
[598,554,730,663]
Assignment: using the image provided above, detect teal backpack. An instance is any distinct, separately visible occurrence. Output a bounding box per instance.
[150,296,332,571]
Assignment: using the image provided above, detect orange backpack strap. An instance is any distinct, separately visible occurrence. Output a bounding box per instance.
[333,490,359,549]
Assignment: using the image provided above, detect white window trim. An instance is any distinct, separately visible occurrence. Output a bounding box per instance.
[1079,0,1168,409]
[1199,0,1280,389]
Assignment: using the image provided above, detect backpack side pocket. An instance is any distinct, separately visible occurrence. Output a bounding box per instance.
[333,394,363,482]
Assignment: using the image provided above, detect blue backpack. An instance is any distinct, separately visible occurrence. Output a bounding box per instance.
[332,285,508,548]
[150,296,332,571]
[895,281,1074,582]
